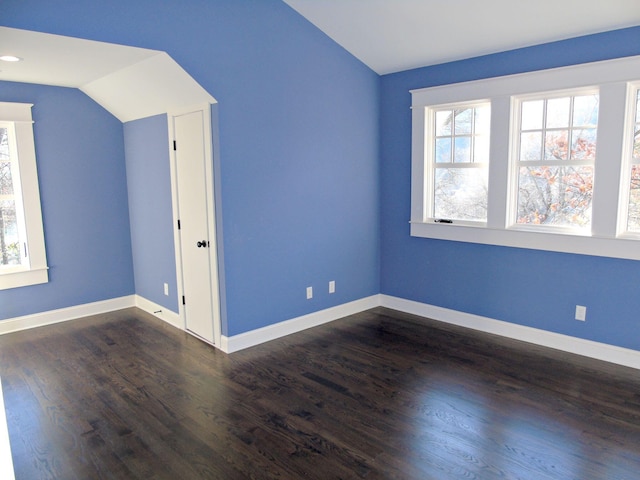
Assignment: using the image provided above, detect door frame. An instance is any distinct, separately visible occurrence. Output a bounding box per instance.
[167,103,222,348]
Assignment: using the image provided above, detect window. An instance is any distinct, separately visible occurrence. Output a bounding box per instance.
[0,102,48,290]
[430,103,490,223]
[1,122,26,266]
[625,87,640,233]
[514,92,598,230]
[410,55,640,261]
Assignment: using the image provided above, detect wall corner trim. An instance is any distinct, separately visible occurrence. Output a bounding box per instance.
[379,294,640,371]
[0,295,136,335]
[221,295,382,353]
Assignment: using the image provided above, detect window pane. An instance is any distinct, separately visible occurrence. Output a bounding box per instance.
[434,167,488,221]
[0,200,19,266]
[520,132,542,161]
[454,137,471,163]
[521,100,544,130]
[475,106,491,134]
[435,137,452,163]
[435,110,452,136]
[0,128,12,195]
[544,130,569,160]
[546,97,571,128]
[0,127,9,159]
[628,165,640,232]
[454,108,472,134]
[474,135,490,163]
[573,95,599,127]
[0,162,13,195]
[571,128,597,160]
[634,90,640,160]
[517,165,593,227]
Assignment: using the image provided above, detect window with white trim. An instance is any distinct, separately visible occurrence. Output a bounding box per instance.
[513,91,598,231]
[625,87,640,233]
[0,102,48,290]
[429,102,490,223]
[410,55,640,261]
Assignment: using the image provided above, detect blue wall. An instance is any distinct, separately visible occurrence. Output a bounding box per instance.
[123,114,178,313]
[7,2,637,352]
[380,27,640,351]
[2,0,381,336]
[0,81,134,319]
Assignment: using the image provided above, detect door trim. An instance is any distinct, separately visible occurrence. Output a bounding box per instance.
[167,103,222,348]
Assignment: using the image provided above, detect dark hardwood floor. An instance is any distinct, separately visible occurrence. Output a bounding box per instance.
[1,307,640,479]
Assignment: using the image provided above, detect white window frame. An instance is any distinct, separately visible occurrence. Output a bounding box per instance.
[427,101,491,225]
[0,102,48,290]
[410,55,640,261]
[618,82,640,238]
[509,88,599,235]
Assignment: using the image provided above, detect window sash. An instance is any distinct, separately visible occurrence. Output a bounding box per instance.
[511,91,598,232]
[621,86,640,235]
[425,102,491,223]
[0,122,29,269]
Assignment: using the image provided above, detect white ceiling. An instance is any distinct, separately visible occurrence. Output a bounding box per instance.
[0,27,215,122]
[283,0,640,74]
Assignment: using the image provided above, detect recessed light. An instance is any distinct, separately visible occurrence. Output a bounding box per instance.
[0,55,22,62]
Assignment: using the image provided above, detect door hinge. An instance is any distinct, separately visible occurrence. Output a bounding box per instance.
[177,219,181,230]
[182,295,186,305]
[173,140,177,151]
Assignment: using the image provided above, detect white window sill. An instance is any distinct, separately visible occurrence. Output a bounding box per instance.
[0,267,49,290]
[410,221,640,261]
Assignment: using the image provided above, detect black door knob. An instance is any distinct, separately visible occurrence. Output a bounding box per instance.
[196,240,208,248]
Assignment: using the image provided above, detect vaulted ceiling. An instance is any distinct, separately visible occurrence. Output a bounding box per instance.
[283,0,640,74]
[2,2,640,122]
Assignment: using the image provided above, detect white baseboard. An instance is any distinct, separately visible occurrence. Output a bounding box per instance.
[0,295,136,335]
[3,292,637,370]
[134,295,182,329]
[380,294,640,371]
[221,295,381,353]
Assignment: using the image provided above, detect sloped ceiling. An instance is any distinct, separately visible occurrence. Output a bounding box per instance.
[0,27,215,122]
[3,1,640,115]
[283,0,640,74]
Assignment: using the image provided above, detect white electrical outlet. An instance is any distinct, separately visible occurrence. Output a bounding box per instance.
[306,286,313,299]
[329,280,335,294]
[164,283,169,296]
[575,305,586,321]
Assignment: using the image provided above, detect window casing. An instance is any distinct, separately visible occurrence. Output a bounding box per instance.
[0,102,48,290]
[410,55,640,261]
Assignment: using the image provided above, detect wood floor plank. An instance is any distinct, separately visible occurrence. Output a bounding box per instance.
[2,306,640,479]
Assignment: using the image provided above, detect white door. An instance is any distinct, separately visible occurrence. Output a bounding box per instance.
[170,106,220,345]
